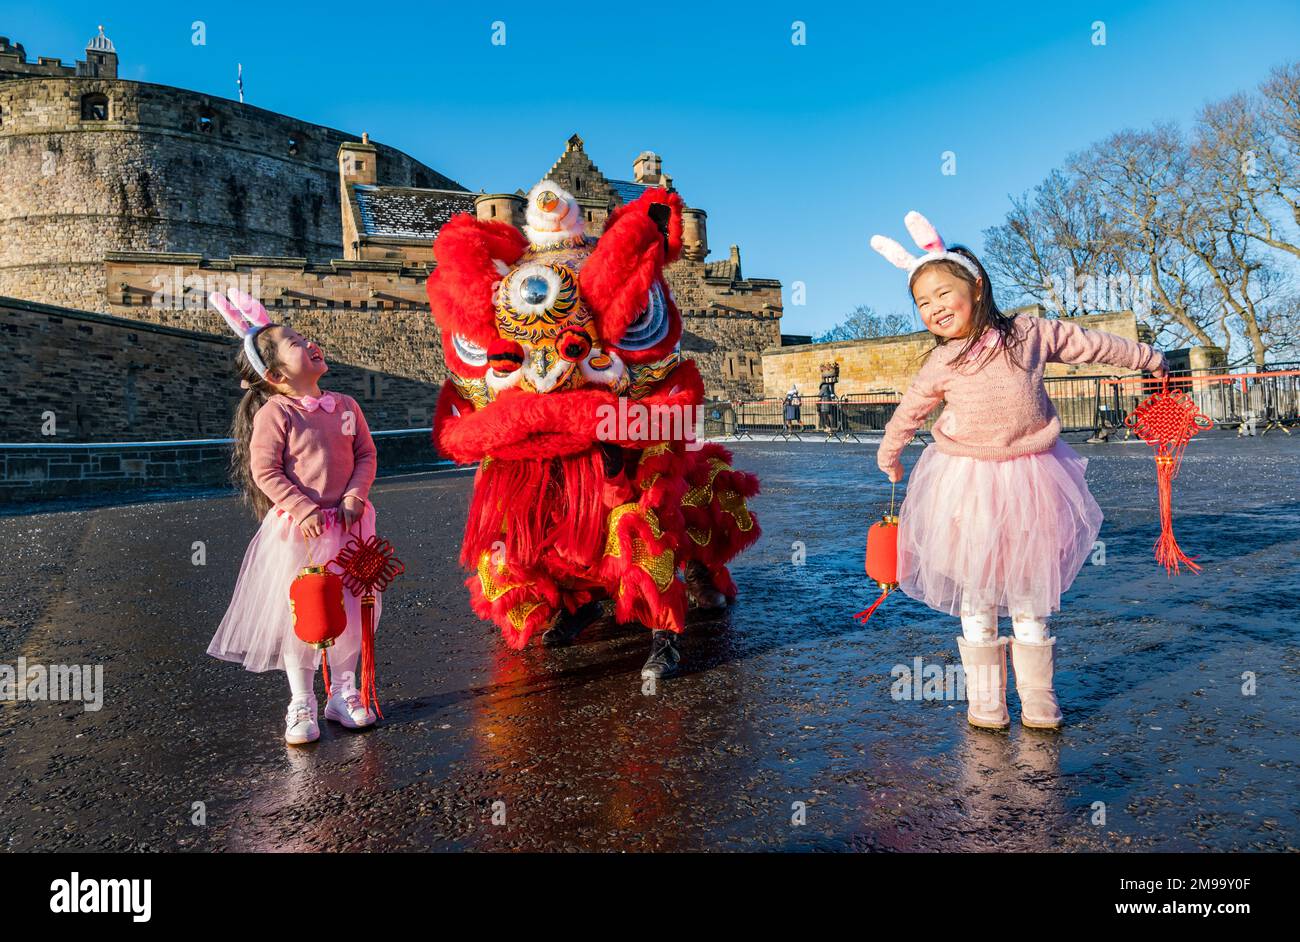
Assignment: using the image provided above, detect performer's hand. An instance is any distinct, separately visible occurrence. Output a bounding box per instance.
[339,495,365,529]
[300,509,325,540]
[1151,355,1169,379]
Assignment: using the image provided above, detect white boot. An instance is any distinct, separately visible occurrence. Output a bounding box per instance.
[284,696,319,745]
[324,672,377,729]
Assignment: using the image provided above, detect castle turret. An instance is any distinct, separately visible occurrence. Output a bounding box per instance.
[475,193,526,228]
[682,207,708,261]
[338,134,378,259]
[80,25,117,79]
[633,151,663,185]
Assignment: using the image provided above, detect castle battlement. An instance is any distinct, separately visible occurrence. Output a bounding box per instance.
[0,27,117,81]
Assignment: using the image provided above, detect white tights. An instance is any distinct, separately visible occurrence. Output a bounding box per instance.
[959,599,1050,644]
[285,635,361,705]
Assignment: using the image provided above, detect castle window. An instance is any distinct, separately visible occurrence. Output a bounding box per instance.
[574,177,583,192]
[197,106,215,133]
[489,205,497,217]
[288,134,306,156]
[80,93,109,121]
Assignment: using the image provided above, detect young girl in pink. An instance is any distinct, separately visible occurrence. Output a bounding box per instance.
[206,287,383,746]
[870,212,1168,731]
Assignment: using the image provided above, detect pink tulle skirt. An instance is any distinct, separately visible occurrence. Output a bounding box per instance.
[896,438,1102,620]
[208,502,382,673]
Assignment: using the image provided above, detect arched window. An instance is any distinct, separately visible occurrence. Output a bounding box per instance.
[196,106,215,133]
[288,133,305,156]
[80,93,109,121]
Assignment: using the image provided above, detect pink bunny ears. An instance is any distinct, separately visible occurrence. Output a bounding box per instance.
[209,287,273,380]
[870,211,981,284]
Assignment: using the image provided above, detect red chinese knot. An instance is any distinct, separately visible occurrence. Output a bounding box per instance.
[1123,379,1212,575]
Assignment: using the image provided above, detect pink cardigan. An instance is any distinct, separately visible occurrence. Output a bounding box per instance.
[249,393,377,521]
[877,314,1167,466]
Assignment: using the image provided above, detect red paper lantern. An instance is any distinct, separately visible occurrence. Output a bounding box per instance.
[865,513,900,586]
[289,566,347,649]
[855,512,900,626]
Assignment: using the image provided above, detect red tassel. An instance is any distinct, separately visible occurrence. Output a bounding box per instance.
[321,648,332,699]
[359,595,382,719]
[854,585,892,625]
[1153,454,1201,575]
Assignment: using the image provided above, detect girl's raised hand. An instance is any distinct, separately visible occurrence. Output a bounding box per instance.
[881,459,904,484]
[299,509,325,540]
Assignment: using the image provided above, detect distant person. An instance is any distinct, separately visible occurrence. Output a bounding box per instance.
[205,287,384,746]
[870,211,1168,732]
[818,378,837,432]
[783,385,802,430]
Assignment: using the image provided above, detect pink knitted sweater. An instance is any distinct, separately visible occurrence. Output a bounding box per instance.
[249,392,377,522]
[877,314,1167,465]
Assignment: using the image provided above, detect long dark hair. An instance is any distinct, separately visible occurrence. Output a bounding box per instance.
[230,325,284,519]
[909,245,1026,372]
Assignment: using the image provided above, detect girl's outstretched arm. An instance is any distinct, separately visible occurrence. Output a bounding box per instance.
[1037,316,1168,373]
[877,357,945,477]
[249,402,319,522]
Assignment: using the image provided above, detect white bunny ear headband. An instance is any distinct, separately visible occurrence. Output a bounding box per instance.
[869,211,981,284]
[209,287,273,383]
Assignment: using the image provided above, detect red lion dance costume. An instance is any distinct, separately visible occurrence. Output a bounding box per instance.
[428,181,761,679]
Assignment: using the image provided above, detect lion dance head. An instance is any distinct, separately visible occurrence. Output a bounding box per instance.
[428,180,760,650]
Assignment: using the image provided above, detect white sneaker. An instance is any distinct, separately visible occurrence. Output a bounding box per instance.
[324,674,377,729]
[284,698,320,745]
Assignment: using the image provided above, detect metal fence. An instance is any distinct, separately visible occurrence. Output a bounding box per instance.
[705,367,1300,442]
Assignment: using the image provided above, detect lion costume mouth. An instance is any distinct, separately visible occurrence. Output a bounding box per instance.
[435,362,704,463]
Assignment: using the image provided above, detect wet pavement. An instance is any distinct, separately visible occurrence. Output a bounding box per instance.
[1,430,1297,852]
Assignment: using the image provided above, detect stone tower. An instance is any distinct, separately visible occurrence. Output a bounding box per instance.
[82,26,117,79]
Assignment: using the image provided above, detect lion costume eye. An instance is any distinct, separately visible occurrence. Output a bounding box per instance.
[501,263,578,320]
[452,333,488,367]
[617,283,670,351]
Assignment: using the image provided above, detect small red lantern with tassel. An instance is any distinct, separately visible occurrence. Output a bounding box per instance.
[855,482,901,625]
[1123,376,1212,575]
[329,531,405,719]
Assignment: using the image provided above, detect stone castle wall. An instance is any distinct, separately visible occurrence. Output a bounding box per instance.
[0,76,459,312]
[1,296,441,443]
[101,251,783,404]
[668,260,783,401]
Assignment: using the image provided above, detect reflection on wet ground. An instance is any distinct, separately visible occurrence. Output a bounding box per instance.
[1,431,1296,851]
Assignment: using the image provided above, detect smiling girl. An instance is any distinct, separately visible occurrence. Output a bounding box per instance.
[870,212,1168,732]
[205,287,382,746]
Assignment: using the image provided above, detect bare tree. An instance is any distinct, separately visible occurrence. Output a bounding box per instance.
[815,305,912,343]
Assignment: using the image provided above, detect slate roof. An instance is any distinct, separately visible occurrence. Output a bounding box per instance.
[354,185,477,239]
[609,179,649,205]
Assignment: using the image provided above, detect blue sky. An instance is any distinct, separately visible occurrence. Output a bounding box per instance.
[4,1,1299,335]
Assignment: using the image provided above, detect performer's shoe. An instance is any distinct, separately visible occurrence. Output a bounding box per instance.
[955,636,1010,730]
[284,697,320,745]
[542,600,605,648]
[641,629,682,680]
[1008,637,1063,729]
[683,560,727,610]
[323,673,377,729]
